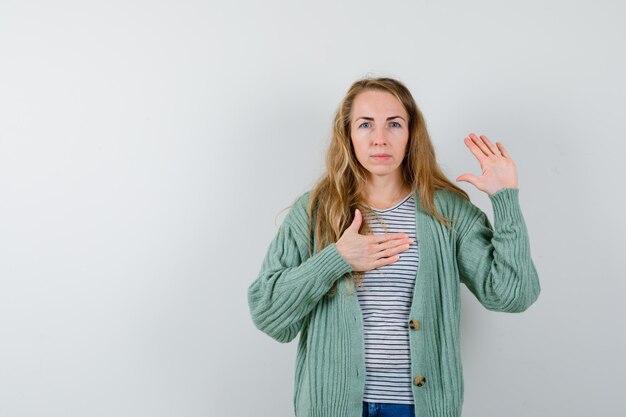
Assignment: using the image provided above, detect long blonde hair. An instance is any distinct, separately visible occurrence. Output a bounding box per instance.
[307,77,469,290]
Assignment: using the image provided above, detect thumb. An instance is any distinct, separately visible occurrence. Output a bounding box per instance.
[456,173,479,186]
[347,208,363,233]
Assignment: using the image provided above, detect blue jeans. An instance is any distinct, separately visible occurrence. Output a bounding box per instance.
[362,401,415,417]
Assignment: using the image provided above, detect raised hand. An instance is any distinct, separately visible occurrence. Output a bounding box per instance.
[335,209,414,272]
[455,133,518,195]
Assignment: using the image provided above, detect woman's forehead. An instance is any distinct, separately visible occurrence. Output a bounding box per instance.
[352,90,407,118]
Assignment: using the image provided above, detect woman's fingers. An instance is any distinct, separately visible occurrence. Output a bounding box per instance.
[464,135,488,162]
[496,141,510,158]
[469,133,490,156]
[373,255,401,269]
[378,237,413,256]
[476,134,501,156]
[340,226,414,272]
[377,242,411,258]
[468,133,505,158]
[457,134,519,195]
[375,235,413,249]
[371,232,410,244]
[369,234,414,268]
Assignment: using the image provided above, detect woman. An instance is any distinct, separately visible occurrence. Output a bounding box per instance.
[248,77,540,417]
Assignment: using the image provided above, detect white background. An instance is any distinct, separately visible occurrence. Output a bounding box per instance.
[1,0,625,416]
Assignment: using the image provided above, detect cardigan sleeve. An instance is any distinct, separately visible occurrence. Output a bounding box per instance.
[456,188,541,313]
[247,213,353,343]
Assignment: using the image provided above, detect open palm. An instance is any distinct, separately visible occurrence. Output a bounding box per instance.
[456,133,518,196]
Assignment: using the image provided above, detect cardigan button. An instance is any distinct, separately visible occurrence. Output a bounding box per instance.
[413,376,426,387]
[409,319,421,330]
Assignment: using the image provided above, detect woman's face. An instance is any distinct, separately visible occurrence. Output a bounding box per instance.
[350,89,409,181]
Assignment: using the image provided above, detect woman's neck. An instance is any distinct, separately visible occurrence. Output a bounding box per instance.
[363,176,411,210]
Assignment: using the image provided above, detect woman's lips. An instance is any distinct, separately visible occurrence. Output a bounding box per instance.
[371,154,391,161]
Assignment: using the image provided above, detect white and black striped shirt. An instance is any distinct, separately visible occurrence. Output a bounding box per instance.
[356,192,418,404]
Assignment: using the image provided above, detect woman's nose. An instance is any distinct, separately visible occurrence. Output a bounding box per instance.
[372,127,388,145]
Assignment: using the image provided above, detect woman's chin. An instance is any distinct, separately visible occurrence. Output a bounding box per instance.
[365,168,402,179]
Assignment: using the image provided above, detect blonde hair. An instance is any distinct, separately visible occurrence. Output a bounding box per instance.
[307,77,469,290]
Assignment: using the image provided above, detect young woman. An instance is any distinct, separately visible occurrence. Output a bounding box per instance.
[248,77,540,417]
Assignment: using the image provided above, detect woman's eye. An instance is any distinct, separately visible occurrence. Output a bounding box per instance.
[390,121,401,128]
[359,122,370,128]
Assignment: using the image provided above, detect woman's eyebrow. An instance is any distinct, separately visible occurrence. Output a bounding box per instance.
[355,116,406,121]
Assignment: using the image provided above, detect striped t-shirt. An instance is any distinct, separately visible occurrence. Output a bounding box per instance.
[356,192,418,404]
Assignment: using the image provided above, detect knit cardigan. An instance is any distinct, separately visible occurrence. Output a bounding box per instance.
[248,187,540,417]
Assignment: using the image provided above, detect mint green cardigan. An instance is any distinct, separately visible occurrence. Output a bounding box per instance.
[248,188,540,417]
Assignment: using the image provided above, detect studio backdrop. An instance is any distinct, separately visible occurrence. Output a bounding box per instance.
[0,1,624,416]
